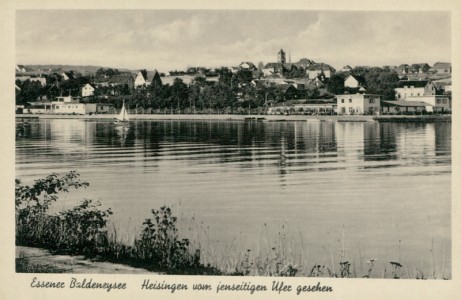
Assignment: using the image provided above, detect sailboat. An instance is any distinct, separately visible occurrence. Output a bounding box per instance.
[114,100,130,126]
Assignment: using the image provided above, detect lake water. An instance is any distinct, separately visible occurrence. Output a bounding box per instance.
[15,119,451,277]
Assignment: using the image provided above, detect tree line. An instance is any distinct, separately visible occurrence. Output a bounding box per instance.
[16,66,408,113]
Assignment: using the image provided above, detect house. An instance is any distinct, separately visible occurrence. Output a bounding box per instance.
[51,96,97,115]
[274,84,300,100]
[161,75,201,86]
[340,65,353,73]
[230,66,240,74]
[294,58,316,69]
[382,65,397,71]
[409,63,430,74]
[134,70,162,88]
[61,72,74,81]
[15,76,31,83]
[108,73,134,90]
[394,80,436,99]
[336,94,381,115]
[16,65,27,73]
[307,63,336,79]
[81,83,95,97]
[381,100,432,114]
[239,62,257,71]
[134,70,149,88]
[95,103,114,114]
[262,63,285,76]
[405,95,451,112]
[93,76,110,87]
[344,75,366,88]
[282,79,308,90]
[430,62,451,74]
[29,77,47,86]
[396,64,409,75]
[382,95,450,114]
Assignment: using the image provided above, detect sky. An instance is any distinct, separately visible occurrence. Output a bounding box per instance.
[16,10,451,72]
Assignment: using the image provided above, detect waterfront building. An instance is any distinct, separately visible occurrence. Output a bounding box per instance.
[381,100,432,114]
[336,93,381,115]
[267,100,336,115]
[405,95,451,112]
[394,80,436,99]
[52,96,97,115]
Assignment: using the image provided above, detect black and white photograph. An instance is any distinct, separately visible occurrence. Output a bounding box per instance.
[1,0,460,299]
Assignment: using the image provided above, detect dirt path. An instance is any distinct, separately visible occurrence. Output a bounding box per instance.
[16,246,158,274]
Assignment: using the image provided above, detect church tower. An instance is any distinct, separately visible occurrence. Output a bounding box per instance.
[277,49,286,64]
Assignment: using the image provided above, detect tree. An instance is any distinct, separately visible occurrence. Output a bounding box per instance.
[326,74,345,95]
[171,78,189,110]
[232,69,253,86]
[217,67,233,86]
[16,80,43,105]
[364,68,399,99]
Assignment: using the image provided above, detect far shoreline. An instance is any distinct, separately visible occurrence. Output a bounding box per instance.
[16,113,451,123]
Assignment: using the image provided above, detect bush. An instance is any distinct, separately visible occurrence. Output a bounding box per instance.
[134,206,201,271]
[15,172,112,254]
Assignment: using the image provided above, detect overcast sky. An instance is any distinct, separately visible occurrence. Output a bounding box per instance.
[16,10,451,72]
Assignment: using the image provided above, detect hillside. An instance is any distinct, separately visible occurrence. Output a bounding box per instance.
[20,64,131,75]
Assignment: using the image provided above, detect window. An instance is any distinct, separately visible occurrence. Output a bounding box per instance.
[56,106,59,109]
[369,98,375,104]
[443,99,447,104]
[341,99,344,103]
[417,93,420,96]
[436,99,441,104]
[349,99,352,103]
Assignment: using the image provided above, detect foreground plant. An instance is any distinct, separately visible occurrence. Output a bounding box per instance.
[134,206,201,272]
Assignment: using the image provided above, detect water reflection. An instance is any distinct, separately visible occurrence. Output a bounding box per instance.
[15,119,451,277]
[16,120,451,179]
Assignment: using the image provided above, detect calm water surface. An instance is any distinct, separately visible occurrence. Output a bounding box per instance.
[16,119,451,276]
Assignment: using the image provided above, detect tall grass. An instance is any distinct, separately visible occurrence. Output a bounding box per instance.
[15,172,450,278]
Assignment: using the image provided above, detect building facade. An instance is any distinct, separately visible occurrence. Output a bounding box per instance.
[394,80,436,99]
[336,94,381,115]
[81,83,95,97]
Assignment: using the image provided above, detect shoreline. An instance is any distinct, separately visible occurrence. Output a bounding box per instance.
[16,246,156,274]
[16,113,451,123]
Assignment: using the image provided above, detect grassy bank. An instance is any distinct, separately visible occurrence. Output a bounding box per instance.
[15,172,449,279]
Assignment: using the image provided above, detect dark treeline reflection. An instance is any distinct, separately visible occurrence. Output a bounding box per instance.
[17,120,451,169]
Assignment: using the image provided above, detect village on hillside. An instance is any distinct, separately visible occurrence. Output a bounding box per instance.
[15,49,452,116]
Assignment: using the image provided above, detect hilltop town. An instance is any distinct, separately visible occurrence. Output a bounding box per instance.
[15,49,452,116]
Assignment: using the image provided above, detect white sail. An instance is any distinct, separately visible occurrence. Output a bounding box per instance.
[116,102,130,122]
